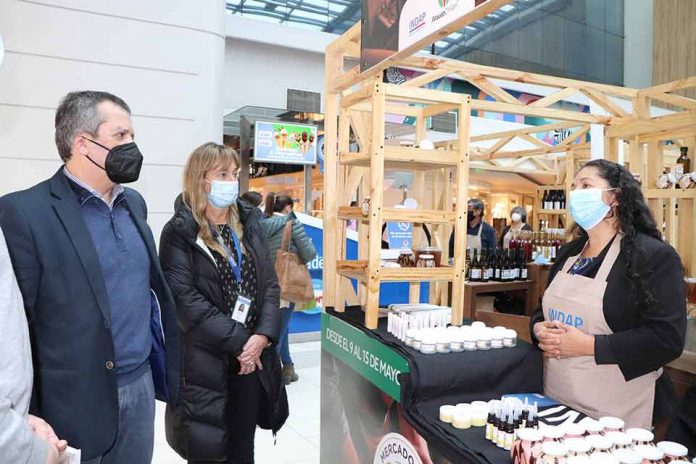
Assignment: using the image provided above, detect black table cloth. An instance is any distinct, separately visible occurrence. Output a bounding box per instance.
[327,307,543,464]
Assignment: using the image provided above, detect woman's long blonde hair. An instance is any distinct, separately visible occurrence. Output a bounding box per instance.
[182,142,244,258]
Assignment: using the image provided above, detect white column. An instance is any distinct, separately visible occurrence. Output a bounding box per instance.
[0,0,226,240]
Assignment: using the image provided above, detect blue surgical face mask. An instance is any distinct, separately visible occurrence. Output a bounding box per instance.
[207,180,239,209]
[569,188,616,231]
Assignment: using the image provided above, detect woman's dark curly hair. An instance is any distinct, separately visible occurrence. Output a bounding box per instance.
[571,159,662,310]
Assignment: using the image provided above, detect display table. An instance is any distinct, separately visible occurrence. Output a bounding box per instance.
[463,280,536,320]
[321,307,543,464]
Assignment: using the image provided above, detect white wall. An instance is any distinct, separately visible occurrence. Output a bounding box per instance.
[224,37,326,113]
[0,0,226,240]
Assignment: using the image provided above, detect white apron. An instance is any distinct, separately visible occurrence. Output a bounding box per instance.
[468,222,483,252]
[542,234,659,429]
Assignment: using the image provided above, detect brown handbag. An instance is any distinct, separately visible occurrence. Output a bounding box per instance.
[274,220,315,303]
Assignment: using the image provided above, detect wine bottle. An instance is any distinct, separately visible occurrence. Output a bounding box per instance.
[552,190,559,210]
[470,249,481,282]
[676,147,691,179]
[493,250,502,281]
[485,251,494,282]
[480,251,489,282]
[465,248,472,281]
[560,190,566,210]
[542,190,549,210]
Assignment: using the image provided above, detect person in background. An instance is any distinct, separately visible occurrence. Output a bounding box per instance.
[499,206,533,249]
[531,159,685,429]
[160,143,286,463]
[449,199,497,258]
[0,91,180,463]
[0,227,68,464]
[262,192,317,385]
[241,191,264,211]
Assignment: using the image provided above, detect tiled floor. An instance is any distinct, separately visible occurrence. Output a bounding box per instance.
[153,340,321,464]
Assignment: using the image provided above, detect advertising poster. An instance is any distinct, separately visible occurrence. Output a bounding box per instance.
[321,313,454,464]
[386,221,413,250]
[361,0,489,71]
[254,121,318,165]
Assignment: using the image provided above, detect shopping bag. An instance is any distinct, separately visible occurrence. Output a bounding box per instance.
[275,220,315,303]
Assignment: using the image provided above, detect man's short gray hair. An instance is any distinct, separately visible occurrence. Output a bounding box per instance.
[468,198,485,215]
[54,91,131,162]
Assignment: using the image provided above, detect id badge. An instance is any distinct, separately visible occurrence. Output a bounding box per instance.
[231,295,252,325]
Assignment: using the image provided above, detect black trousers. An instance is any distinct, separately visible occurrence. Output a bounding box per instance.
[189,365,262,464]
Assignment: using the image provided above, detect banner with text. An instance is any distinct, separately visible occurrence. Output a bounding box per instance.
[321,312,409,401]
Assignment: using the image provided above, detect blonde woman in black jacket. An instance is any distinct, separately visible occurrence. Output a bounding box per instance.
[159,143,287,463]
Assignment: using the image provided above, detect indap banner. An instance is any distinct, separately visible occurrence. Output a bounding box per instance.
[360,0,489,71]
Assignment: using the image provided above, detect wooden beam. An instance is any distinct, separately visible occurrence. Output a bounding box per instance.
[333,65,361,92]
[384,83,467,105]
[642,76,696,95]
[606,111,696,138]
[483,135,515,155]
[468,163,557,176]
[638,126,696,143]
[471,99,612,124]
[646,92,696,111]
[470,121,582,142]
[518,133,552,149]
[529,87,579,108]
[464,74,520,104]
[341,84,374,109]
[436,60,638,99]
[403,68,452,88]
[580,88,631,118]
[423,102,458,117]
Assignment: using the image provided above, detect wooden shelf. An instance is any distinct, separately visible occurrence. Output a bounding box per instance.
[337,206,455,224]
[538,209,568,215]
[644,189,696,199]
[339,146,460,170]
[336,260,454,282]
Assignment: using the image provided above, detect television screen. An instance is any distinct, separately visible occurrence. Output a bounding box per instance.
[254,121,318,165]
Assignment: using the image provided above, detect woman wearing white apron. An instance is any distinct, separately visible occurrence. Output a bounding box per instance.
[531,160,686,429]
[499,206,533,250]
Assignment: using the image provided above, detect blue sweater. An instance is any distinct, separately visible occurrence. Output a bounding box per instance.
[65,173,151,386]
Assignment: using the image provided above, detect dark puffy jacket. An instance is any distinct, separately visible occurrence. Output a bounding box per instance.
[159,196,287,461]
[261,214,317,265]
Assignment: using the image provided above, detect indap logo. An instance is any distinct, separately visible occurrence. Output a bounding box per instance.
[373,433,423,464]
[438,0,458,11]
[408,12,427,35]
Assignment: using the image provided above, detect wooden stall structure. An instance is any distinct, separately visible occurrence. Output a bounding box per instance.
[324,16,696,330]
[611,78,696,276]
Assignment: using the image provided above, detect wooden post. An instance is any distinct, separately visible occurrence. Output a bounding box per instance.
[410,111,427,304]
[323,47,342,310]
[451,99,471,325]
[334,109,351,311]
[365,79,386,329]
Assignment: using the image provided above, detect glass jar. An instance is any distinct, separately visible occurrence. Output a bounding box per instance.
[405,329,416,347]
[613,449,642,464]
[463,333,477,351]
[586,435,612,454]
[565,438,592,458]
[439,405,456,423]
[452,411,472,430]
[584,420,605,436]
[606,431,633,451]
[476,332,492,351]
[491,332,504,349]
[634,445,665,464]
[450,332,465,352]
[599,417,625,433]
[656,442,688,463]
[627,429,655,447]
[417,254,436,268]
[503,329,518,348]
[397,250,415,267]
[436,339,451,354]
[542,426,566,443]
[540,442,568,464]
[420,335,437,355]
[413,331,423,351]
[563,423,587,440]
[515,428,544,464]
[414,246,442,267]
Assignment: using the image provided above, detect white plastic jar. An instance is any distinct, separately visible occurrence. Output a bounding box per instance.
[463,333,478,351]
[656,441,688,462]
[420,334,437,355]
[450,331,465,352]
[439,405,456,423]
[476,332,492,351]
[503,329,518,348]
[491,332,504,349]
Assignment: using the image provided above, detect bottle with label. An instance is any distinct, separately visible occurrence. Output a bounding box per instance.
[519,250,528,280]
[493,250,502,281]
[465,248,471,281]
[480,251,489,283]
[542,190,549,210]
[560,190,566,210]
[485,252,494,282]
[553,190,561,210]
[470,249,482,282]
[512,250,520,280]
[676,147,691,180]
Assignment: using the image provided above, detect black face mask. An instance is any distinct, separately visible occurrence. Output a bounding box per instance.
[82,137,143,184]
[467,211,475,222]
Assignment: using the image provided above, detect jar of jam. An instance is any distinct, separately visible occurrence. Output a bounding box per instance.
[540,442,568,464]
[417,254,436,268]
[397,250,415,267]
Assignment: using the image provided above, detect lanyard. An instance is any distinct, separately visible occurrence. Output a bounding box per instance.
[214,227,243,283]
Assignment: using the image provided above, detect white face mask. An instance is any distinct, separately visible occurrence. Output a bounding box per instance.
[511,213,522,223]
